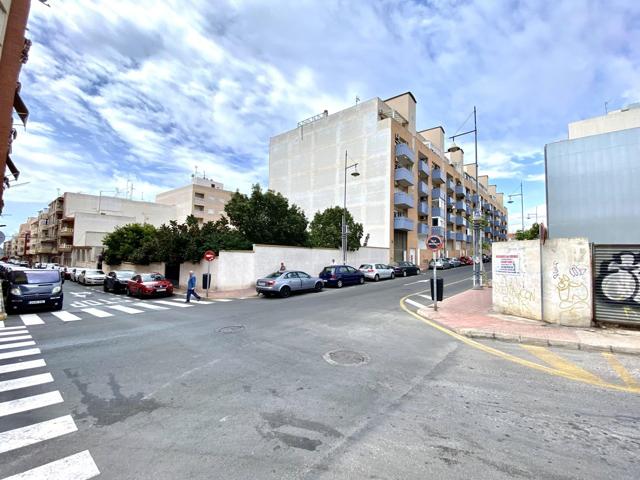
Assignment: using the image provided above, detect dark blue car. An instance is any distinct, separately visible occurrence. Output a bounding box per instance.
[319,265,365,288]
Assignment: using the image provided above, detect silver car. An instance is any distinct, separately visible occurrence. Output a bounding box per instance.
[448,257,462,268]
[358,263,395,281]
[78,269,106,285]
[429,258,451,269]
[256,270,324,298]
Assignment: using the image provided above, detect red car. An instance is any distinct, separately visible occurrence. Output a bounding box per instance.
[126,272,174,298]
[459,256,473,265]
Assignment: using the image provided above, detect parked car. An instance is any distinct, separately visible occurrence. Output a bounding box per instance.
[358,263,395,281]
[78,269,106,285]
[104,270,136,293]
[69,267,83,282]
[2,268,63,313]
[319,265,365,288]
[126,272,174,298]
[390,261,421,277]
[482,254,491,263]
[448,257,462,268]
[429,258,452,269]
[256,270,324,298]
[459,256,473,266]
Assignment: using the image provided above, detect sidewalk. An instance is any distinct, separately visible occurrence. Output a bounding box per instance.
[416,288,640,355]
[173,287,257,301]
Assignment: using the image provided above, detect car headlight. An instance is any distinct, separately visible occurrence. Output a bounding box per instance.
[52,286,61,294]
[10,287,21,296]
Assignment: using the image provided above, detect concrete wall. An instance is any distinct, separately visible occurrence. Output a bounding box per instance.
[492,240,542,320]
[103,262,166,275]
[568,105,640,139]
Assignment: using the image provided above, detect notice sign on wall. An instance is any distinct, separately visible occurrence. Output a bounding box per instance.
[495,254,520,275]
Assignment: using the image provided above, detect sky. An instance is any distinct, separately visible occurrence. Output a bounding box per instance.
[4,0,640,236]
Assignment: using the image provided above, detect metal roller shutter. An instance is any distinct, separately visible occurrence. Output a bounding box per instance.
[593,245,640,325]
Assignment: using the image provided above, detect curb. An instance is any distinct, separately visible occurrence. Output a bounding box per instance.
[417,308,640,356]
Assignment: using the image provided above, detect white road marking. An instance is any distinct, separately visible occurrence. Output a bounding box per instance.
[51,311,82,322]
[0,326,29,333]
[404,279,429,286]
[0,390,64,418]
[0,415,77,455]
[1,450,101,480]
[106,305,144,314]
[132,303,169,310]
[169,297,188,302]
[0,373,54,393]
[0,340,36,351]
[405,299,428,309]
[154,300,193,308]
[81,308,113,318]
[0,320,3,328]
[213,298,233,302]
[0,348,41,361]
[417,294,432,300]
[20,314,45,326]
[0,334,32,343]
[0,359,47,375]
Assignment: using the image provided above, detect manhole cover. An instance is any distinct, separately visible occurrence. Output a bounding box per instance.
[217,325,245,334]
[323,350,370,367]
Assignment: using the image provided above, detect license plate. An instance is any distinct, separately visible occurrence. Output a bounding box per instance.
[156,288,166,292]
[29,300,46,305]
[258,281,266,286]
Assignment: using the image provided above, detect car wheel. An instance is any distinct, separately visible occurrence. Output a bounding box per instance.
[359,276,365,285]
[390,272,395,279]
[336,280,343,288]
[416,269,421,275]
[125,287,131,296]
[314,282,323,292]
[374,274,379,282]
[403,270,407,277]
[53,303,63,311]
[280,286,291,298]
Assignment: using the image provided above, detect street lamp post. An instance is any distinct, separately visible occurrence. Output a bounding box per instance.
[342,150,360,264]
[507,181,525,233]
[448,106,482,289]
[526,205,539,224]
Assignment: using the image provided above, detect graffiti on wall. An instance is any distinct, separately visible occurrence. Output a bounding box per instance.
[553,265,590,322]
[494,276,536,316]
[596,251,640,306]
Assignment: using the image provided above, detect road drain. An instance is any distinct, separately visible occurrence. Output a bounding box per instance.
[217,325,245,334]
[323,350,370,367]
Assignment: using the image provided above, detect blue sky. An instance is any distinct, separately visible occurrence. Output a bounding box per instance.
[4,0,640,236]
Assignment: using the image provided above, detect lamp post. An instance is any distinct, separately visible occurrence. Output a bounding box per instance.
[526,205,538,224]
[448,106,482,289]
[507,181,525,233]
[342,150,360,264]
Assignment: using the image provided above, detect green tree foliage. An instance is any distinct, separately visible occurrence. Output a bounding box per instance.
[308,206,364,251]
[102,223,159,265]
[515,223,540,240]
[224,185,309,246]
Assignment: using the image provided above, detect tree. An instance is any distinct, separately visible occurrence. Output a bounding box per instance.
[308,206,364,251]
[515,223,540,240]
[102,223,159,265]
[224,184,308,246]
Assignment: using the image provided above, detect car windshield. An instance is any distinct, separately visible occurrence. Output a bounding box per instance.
[359,264,371,269]
[116,271,135,279]
[11,270,60,284]
[141,273,165,282]
[265,272,282,278]
[86,270,104,275]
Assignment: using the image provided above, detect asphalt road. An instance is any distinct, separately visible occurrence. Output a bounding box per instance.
[1,266,639,479]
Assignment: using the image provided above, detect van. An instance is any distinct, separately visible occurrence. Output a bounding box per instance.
[2,268,64,313]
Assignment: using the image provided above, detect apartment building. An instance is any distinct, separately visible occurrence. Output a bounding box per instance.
[155,175,233,224]
[269,92,508,266]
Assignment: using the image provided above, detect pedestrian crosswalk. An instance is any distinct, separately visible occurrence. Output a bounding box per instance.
[0,326,100,479]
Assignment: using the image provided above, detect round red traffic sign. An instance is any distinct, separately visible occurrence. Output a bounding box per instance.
[203,250,216,262]
[426,235,444,251]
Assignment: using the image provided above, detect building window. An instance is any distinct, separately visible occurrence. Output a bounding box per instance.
[194,205,204,212]
[194,192,204,199]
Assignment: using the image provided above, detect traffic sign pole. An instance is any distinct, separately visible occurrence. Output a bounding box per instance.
[433,251,438,311]
[206,260,211,298]
[203,250,216,298]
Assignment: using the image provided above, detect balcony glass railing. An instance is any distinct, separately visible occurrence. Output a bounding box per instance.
[418,223,428,235]
[418,181,429,197]
[418,160,430,177]
[394,167,414,186]
[455,200,465,211]
[431,226,445,237]
[447,213,454,224]
[455,184,466,198]
[395,143,415,165]
[418,201,429,216]
[394,192,414,208]
[455,216,467,227]
[431,207,444,217]
[446,179,455,191]
[455,232,465,241]
[447,231,456,240]
[394,216,414,231]
[432,188,445,200]
[432,169,445,184]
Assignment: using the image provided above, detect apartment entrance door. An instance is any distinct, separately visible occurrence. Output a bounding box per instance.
[393,230,407,262]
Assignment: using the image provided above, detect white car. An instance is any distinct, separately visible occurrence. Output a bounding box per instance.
[78,269,106,285]
[70,267,83,282]
[358,263,395,281]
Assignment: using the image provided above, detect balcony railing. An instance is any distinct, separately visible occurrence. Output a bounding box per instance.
[471,194,480,204]
[446,179,455,192]
[432,169,445,185]
[394,192,414,209]
[59,227,74,236]
[37,246,54,254]
[418,201,429,216]
[431,226,445,237]
[432,187,445,200]
[447,231,456,240]
[447,196,454,206]
[394,167,414,187]
[418,160,430,178]
[394,216,414,231]
[484,226,492,233]
[455,200,465,211]
[418,223,428,235]
[431,207,444,217]
[455,185,466,198]
[455,232,465,242]
[418,181,429,197]
[58,244,73,252]
[447,213,454,224]
[456,216,467,227]
[395,142,415,165]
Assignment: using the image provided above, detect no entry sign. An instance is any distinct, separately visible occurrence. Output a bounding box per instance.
[427,235,444,251]
[203,250,216,262]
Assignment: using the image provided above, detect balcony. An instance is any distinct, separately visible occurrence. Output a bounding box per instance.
[471,194,480,204]
[446,179,455,192]
[455,200,466,211]
[447,231,456,240]
[465,205,472,216]
[40,236,55,243]
[432,187,445,200]
[494,219,501,226]
[418,160,430,178]
[447,196,454,206]
[447,213,454,224]
[395,143,415,165]
[418,223,429,235]
[59,227,73,237]
[418,201,429,216]
[394,192,414,209]
[432,169,445,185]
[456,216,467,227]
[455,184,466,198]
[394,216,414,231]
[431,207,444,217]
[394,167,414,187]
[37,246,54,254]
[58,244,73,252]
[418,181,429,197]
[193,197,206,206]
[455,232,465,242]
[484,226,492,233]
[465,234,472,243]
[431,226,445,237]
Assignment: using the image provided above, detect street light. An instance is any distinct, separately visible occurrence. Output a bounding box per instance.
[526,205,539,224]
[447,106,482,290]
[507,181,525,233]
[342,150,360,264]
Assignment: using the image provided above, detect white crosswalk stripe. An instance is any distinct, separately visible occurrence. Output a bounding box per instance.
[405,298,428,309]
[133,302,169,310]
[81,308,113,318]
[0,415,77,455]
[106,305,144,314]
[19,314,45,326]
[153,300,193,308]
[0,373,54,393]
[1,450,101,480]
[0,359,46,375]
[0,341,36,351]
[0,390,64,418]
[214,298,233,302]
[0,348,41,361]
[0,334,32,343]
[0,327,28,335]
[51,311,82,322]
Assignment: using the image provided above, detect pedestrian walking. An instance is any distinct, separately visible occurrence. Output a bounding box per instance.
[186,271,202,303]
[279,262,286,272]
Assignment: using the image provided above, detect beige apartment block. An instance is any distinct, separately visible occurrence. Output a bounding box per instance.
[155,175,233,224]
[269,92,508,267]
[568,103,640,140]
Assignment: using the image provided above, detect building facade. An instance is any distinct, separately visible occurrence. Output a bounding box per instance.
[545,103,640,243]
[269,92,508,266]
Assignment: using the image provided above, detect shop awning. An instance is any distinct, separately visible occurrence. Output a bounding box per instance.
[14,85,29,127]
[6,155,19,181]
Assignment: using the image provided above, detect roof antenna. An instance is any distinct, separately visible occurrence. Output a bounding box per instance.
[604,101,609,114]
[355,96,360,105]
